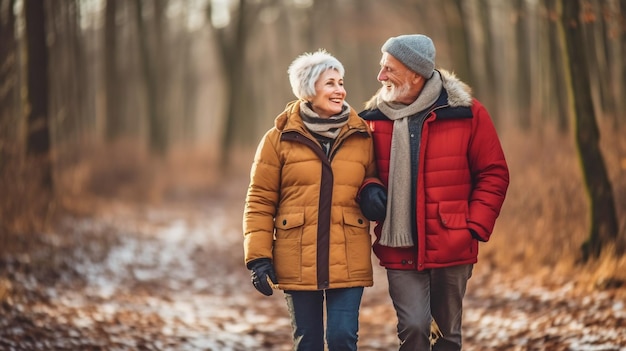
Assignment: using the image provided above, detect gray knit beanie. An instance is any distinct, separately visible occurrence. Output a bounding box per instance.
[382,34,435,79]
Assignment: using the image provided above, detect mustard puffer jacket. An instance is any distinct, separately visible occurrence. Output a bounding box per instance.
[243,100,377,291]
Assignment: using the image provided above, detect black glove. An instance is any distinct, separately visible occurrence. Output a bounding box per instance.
[358,183,387,221]
[247,258,278,296]
[469,229,485,242]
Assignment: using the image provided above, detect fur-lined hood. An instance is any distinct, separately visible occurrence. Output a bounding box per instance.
[363,69,472,110]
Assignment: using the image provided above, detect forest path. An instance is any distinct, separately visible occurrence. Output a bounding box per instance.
[1,176,625,350]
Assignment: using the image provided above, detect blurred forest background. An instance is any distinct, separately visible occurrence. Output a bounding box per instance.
[1,0,626,313]
[1,0,626,349]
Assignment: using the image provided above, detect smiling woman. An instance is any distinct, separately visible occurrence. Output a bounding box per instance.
[243,49,379,351]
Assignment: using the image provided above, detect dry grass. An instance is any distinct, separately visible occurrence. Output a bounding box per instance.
[480,122,626,291]
[0,146,54,234]
[52,139,229,211]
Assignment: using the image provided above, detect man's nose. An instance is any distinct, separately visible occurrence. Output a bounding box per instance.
[377,69,386,82]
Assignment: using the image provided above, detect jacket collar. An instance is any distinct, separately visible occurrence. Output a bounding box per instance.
[363,69,473,111]
[360,69,474,121]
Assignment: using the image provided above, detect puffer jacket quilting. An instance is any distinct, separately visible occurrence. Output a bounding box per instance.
[359,70,509,271]
[244,100,377,290]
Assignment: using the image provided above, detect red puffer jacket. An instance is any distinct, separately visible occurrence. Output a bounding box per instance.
[359,70,509,271]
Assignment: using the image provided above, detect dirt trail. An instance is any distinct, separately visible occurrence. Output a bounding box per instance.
[1,178,625,350]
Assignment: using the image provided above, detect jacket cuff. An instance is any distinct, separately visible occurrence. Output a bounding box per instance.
[357,177,385,201]
[468,223,489,242]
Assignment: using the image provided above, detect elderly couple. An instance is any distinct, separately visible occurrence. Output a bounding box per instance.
[243,34,509,351]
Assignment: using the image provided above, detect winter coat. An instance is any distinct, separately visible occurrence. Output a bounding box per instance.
[243,100,377,290]
[359,70,509,271]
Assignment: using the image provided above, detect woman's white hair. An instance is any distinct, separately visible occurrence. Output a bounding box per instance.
[287,49,345,100]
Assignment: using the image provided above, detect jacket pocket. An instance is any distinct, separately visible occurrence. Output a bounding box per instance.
[437,201,475,258]
[275,212,305,233]
[343,209,373,279]
[273,211,304,281]
[438,200,469,229]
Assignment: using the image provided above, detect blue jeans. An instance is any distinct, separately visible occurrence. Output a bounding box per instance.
[284,287,364,351]
[387,265,473,351]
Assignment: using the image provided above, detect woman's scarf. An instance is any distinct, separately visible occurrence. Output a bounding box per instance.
[299,101,351,140]
[376,71,442,247]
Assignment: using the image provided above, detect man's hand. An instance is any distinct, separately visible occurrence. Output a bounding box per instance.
[358,183,387,221]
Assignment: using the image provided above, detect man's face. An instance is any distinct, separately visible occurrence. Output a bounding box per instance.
[377,52,421,104]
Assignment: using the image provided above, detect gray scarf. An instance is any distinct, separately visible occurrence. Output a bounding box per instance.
[300,101,351,140]
[377,71,443,247]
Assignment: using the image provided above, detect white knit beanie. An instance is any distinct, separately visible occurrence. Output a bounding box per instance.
[382,34,435,79]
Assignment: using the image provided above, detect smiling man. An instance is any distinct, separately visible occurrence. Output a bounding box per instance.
[358,34,510,351]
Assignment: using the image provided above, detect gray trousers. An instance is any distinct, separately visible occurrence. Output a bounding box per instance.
[387,264,473,351]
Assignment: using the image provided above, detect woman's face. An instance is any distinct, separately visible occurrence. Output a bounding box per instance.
[309,69,346,118]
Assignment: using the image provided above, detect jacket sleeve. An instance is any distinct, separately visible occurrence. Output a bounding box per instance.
[357,123,385,200]
[466,99,510,241]
[243,129,281,265]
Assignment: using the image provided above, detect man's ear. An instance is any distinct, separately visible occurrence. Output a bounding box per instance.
[411,73,422,85]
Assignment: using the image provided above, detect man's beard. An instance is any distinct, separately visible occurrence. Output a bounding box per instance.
[380,80,410,103]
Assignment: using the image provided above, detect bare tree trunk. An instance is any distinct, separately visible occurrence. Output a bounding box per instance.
[621,0,626,126]
[70,1,89,140]
[135,0,167,156]
[105,0,122,141]
[177,2,198,144]
[118,1,140,137]
[534,2,553,135]
[546,0,570,132]
[461,0,496,115]
[513,0,532,130]
[180,35,198,143]
[0,0,18,154]
[153,0,171,147]
[210,0,253,168]
[24,0,53,190]
[48,0,87,145]
[605,0,624,127]
[585,0,613,120]
[560,0,619,261]
[478,0,499,125]
[222,0,247,164]
[445,0,472,84]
